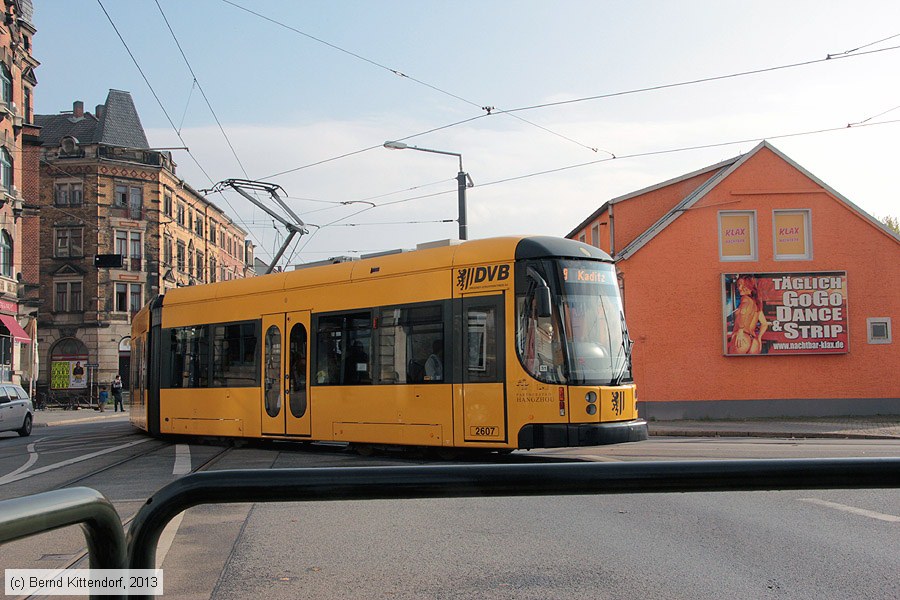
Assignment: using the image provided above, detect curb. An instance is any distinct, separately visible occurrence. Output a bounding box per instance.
[649,429,900,440]
[33,412,130,428]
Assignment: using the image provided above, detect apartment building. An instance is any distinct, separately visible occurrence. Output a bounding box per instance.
[33,89,253,397]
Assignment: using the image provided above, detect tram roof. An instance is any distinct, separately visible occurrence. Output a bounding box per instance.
[159,235,611,306]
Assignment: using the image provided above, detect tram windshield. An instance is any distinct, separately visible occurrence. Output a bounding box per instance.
[516,259,632,386]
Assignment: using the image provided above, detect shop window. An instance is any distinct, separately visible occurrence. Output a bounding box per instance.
[718,211,757,261]
[867,318,892,344]
[773,210,812,260]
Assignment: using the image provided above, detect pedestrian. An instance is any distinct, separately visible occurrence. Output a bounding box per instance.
[98,386,108,412]
[112,374,124,412]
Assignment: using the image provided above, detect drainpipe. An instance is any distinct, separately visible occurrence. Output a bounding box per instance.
[609,202,616,257]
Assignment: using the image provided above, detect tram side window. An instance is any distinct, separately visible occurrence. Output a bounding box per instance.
[167,326,209,388]
[211,321,259,387]
[377,304,443,384]
[315,312,372,385]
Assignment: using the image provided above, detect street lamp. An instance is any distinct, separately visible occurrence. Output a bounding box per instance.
[383,141,474,240]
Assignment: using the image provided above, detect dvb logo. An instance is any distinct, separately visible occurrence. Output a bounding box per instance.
[457,264,510,291]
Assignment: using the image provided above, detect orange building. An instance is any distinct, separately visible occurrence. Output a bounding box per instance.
[568,141,899,419]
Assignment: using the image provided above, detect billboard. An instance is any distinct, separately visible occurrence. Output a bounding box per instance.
[50,360,89,389]
[723,271,848,356]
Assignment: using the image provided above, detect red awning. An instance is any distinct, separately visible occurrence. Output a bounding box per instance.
[0,315,30,343]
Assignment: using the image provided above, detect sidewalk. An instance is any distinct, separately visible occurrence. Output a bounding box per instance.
[648,416,900,440]
[30,407,900,439]
[33,406,131,427]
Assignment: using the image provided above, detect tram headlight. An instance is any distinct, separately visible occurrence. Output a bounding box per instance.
[586,404,598,415]
[585,391,597,403]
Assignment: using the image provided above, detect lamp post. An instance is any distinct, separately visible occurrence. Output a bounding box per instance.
[384,141,474,240]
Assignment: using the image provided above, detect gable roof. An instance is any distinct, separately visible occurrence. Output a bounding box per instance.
[35,89,149,149]
[614,140,899,261]
[566,155,739,239]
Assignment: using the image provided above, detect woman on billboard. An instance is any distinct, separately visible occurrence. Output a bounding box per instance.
[728,275,768,354]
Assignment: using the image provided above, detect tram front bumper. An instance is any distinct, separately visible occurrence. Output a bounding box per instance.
[517,419,649,449]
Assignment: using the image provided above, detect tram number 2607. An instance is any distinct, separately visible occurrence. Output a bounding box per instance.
[469,426,499,437]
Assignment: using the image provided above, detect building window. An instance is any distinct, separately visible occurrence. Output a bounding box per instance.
[24,86,32,124]
[867,318,892,344]
[718,211,757,262]
[773,209,812,260]
[209,221,217,245]
[0,147,12,192]
[115,229,143,270]
[164,193,173,217]
[129,232,142,271]
[55,182,83,206]
[177,203,185,226]
[130,283,142,313]
[0,231,10,277]
[591,224,600,248]
[55,281,83,312]
[163,235,173,266]
[176,241,186,272]
[55,228,83,257]
[195,216,204,238]
[115,282,143,313]
[0,64,11,106]
[196,252,204,281]
[114,184,143,218]
[209,257,217,282]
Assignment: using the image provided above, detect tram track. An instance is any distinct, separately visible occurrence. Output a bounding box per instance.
[12,443,234,600]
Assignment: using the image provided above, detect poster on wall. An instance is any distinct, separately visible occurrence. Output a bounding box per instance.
[722,271,848,356]
[50,360,88,389]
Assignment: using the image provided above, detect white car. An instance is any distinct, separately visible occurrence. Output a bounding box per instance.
[0,384,33,437]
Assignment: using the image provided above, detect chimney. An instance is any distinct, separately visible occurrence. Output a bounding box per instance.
[73,101,84,118]
[95,104,104,119]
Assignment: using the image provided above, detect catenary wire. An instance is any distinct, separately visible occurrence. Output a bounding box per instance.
[257,35,900,184]
[219,0,604,154]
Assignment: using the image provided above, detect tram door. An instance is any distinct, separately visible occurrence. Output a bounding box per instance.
[261,311,311,436]
[460,295,506,444]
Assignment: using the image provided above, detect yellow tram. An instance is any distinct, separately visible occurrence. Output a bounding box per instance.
[130,236,648,450]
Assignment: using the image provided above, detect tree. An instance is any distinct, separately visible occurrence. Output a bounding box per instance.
[881,215,899,234]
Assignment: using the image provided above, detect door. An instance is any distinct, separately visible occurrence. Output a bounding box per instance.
[460,295,506,444]
[261,312,311,436]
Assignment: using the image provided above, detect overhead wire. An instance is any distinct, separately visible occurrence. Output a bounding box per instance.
[98,0,275,260]
[300,116,900,235]
[497,42,900,116]
[219,0,604,155]
[257,35,900,183]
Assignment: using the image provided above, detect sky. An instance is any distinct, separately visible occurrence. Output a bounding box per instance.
[32,1,900,267]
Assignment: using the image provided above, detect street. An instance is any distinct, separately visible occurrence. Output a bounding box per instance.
[1,420,899,599]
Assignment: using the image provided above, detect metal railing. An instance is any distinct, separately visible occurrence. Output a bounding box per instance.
[2,459,900,600]
[0,487,126,600]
